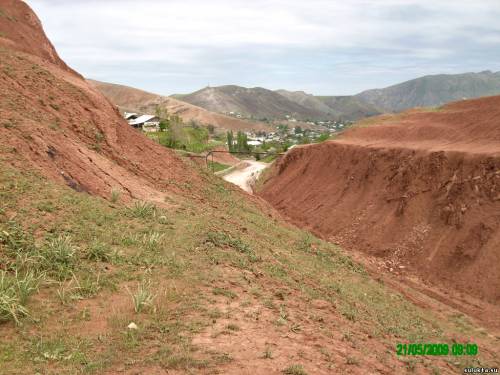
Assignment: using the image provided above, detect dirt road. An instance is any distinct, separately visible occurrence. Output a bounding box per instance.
[223,160,268,193]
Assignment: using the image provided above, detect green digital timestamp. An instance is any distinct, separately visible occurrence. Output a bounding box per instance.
[396,343,478,356]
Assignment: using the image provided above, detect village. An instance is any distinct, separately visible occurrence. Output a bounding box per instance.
[121,111,350,154]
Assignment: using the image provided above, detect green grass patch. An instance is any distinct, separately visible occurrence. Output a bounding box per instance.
[208,161,230,172]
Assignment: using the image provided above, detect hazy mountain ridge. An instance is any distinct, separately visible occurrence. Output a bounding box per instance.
[178,85,330,121]
[356,71,500,112]
[280,91,382,121]
[174,71,500,122]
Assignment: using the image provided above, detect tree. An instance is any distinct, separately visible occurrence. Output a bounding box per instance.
[156,106,170,132]
[299,136,311,145]
[277,124,289,136]
[227,131,234,152]
[316,133,330,143]
[159,120,169,132]
[189,120,200,129]
[155,105,169,121]
[236,131,250,153]
[294,126,303,134]
[167,116,187,149]
[207,124,215,135]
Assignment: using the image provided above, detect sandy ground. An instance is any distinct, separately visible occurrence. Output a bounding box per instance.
[223,160,268,193]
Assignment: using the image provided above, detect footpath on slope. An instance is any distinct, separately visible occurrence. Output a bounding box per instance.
[223,160,268,193]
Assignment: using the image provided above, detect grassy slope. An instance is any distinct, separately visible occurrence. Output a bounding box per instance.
[0,154,498,374]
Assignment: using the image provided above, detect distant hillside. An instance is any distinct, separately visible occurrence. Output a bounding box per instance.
[89,80,272,133]
[174,72,500,122]
[176,85,331,121]
[274,90,334,115]
[356,71,500,112]
[316,96,382,120]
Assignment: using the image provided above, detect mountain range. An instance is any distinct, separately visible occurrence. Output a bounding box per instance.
[173,71,500,122]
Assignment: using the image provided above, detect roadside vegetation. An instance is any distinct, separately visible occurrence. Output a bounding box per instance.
[146,107,222,154]
[0,158,497,374]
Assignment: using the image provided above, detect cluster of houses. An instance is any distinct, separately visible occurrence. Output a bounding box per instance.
[245,124,342,146]
[123,112,160,132]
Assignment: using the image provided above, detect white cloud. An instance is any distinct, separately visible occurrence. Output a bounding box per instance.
[26,0,500,95]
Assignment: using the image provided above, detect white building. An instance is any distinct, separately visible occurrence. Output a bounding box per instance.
[124,112,139,121]
[248,140,262,146]
[128,115,161,132]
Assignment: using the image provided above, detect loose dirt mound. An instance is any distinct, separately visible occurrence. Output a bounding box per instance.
[0,0,202,202]
[89,80,273,133]
[260,97,500,303]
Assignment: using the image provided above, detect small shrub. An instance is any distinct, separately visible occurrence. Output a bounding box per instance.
[206,231,259,262]
[160,354,208,370]
[36,201,56,213]
[86,240,111,262]
[226,323,239,331]
[141,232,164,252]
[76,273,103,298]
[12,253,43,274]
[262,347,273,359]
[31,337,73,362]
[296,233,314,252]
[283,364,308,375]
[346,356,359,366]
[95,131,105,143]
[0,221,36,257]
[56,277,83,305]
[206,231,250,253]
[128,280,155,313]
[14,270,43,305]
[57,273,103,304]
[340,303,358,322]
[128,201,157,219]
[158,215,169,225]
[0,271,29,324]
[40,235,76,279]
[91,143,101,152]
[110,189,121,203]
[212,287,237,300]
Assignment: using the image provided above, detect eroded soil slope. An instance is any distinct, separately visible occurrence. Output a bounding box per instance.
[0,0,203,202]
[260,97,500,303]
[1,2,499,374]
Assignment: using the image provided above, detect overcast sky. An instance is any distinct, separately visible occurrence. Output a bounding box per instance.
[26,0,500,96]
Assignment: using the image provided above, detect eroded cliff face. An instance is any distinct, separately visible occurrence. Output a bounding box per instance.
[0,0,203,202]
[260,98,500,303]
[0,0,78,74]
